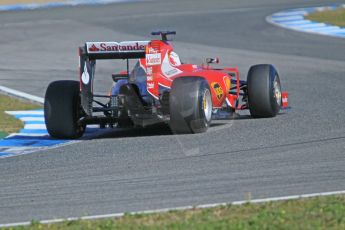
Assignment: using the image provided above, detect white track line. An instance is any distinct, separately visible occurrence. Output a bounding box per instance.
[0,86,44,104]
[0,190,344,228]
[6,110,44,115]
[307,26,340,31]
[291,23,326,29]
[6,133,47,138]
[279,20,311,25]
[18,117,45,122]
[23,124,46,130]
[271,15,304,21]
[273,11,308,17]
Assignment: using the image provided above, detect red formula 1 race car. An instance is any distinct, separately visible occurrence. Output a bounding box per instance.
[44,31,288,139]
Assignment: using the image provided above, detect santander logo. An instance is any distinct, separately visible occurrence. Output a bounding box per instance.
[88,44,100,52]
[87,41,148,53]
[146,53,161,66]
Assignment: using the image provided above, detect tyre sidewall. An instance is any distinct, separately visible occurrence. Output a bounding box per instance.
[44,80,85,139]
[169,77,212,134]
[190,80,212,133]
[269,67,281,115]
[247,64,281,118]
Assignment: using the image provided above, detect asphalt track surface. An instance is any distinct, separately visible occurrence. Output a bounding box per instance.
[0,0,345,224]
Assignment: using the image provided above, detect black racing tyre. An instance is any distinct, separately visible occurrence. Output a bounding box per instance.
[169,77,212,134]
[44,80,85,139]
[247,64,282,118]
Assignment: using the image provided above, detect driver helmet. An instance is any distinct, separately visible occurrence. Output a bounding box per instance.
[169,51,181,66]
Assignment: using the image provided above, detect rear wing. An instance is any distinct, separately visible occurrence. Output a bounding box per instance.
[80,41,149,59]
[79,41,149,115]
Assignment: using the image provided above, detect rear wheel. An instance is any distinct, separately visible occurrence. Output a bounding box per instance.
[44,80,85,139]
[169,77,212,134]
[247,64,282,118]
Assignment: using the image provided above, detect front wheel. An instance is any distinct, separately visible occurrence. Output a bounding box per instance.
[169,77,212,134]
[44,80,85,139]
[247,64,282,118]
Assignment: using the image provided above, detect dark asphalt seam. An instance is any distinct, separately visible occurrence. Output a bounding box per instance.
[160,135,345,161]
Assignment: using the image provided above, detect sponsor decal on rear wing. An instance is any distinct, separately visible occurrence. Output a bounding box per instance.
[83,41,149,59]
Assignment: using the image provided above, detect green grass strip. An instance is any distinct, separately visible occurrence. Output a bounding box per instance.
[306,8,345,27]
[0,94,41,137]
[0,131,7,139]
[4,195,345,230]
